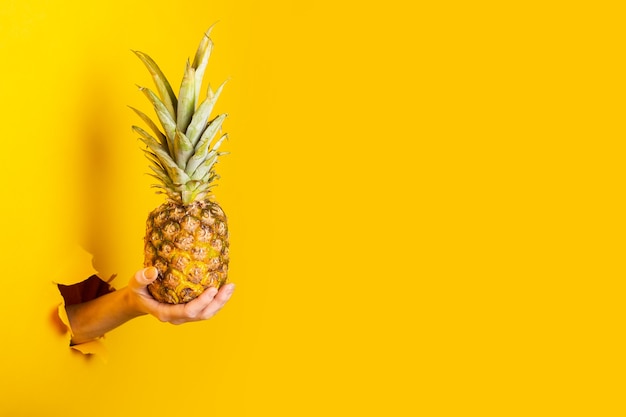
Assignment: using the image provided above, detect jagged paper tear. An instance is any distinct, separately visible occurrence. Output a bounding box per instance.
[52,245,114,359]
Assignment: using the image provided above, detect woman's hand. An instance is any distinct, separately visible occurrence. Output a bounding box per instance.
[65,267,235,344]
[128,267,236,325]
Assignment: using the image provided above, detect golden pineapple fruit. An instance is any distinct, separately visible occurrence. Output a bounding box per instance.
[131,27,230,303]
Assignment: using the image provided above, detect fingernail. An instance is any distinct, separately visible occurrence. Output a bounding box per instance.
[144,267,158,280]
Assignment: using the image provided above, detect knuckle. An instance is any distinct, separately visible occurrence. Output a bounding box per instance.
[201,310,217,320]
[185,309,199,320]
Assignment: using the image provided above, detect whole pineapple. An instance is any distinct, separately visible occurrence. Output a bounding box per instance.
[132,28,229,304]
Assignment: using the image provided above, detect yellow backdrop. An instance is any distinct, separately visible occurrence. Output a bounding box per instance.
[1,0,624,416]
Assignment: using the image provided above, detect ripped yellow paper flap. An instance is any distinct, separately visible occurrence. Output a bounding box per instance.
[53,245,98,286]
[57,301,108,359]
[71,340,108,357]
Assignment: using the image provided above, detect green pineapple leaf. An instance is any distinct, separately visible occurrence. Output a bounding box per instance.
[133,50,178,119]
[185,114,227,176]
[176,61,195,133]
[134,126,190,184]
[132,125,168,153]
[142,148,163,166]
[173,129,194,168]
[147,169,173,187]
[130,107,166,145]
[192,26,215,106]
[190,153,218,181]
[186,80,227,147]
[138,86,177,155]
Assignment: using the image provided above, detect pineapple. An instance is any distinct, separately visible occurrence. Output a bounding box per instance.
[131,28,229,304]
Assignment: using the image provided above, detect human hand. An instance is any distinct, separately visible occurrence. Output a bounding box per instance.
[128,267,235,325]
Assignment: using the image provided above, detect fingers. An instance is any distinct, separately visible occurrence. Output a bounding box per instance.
[161,283,235,324]
[183,286,219,318]
[194,283,235,320]
[135,271,235,324]
[174,287,217,324]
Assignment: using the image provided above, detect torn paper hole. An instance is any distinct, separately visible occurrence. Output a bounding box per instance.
[52,246,116,357]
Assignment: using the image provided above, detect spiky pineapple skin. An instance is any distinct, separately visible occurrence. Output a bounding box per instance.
[144,199,229,304]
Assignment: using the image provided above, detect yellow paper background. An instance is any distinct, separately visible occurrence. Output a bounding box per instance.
[1,0,624,415]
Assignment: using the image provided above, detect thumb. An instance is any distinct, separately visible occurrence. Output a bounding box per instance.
[133,267,159,288]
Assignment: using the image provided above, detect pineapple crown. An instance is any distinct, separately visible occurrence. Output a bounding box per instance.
[131,26,228,205]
